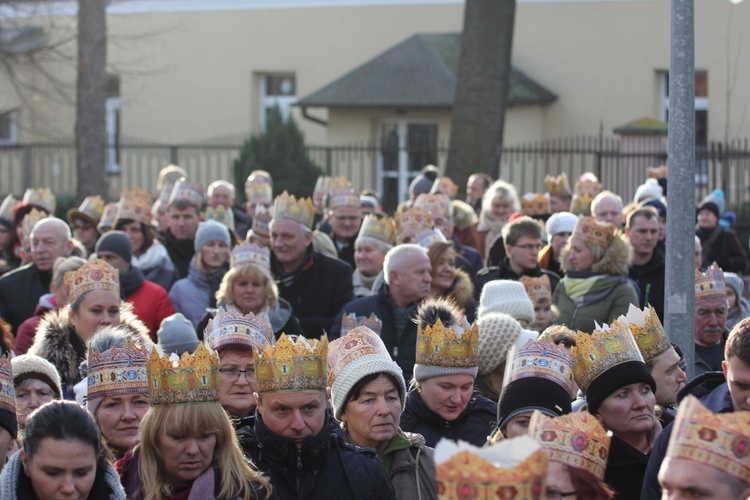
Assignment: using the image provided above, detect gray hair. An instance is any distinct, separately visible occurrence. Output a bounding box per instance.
[481,180,520,214]
[591,190,623,214]
[86,324,152,354]
[383,244,427,285]
[51,256,87,289]
[207,180,236,199]
[354,235,393,255]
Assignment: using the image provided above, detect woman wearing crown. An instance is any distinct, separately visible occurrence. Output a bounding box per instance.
[352,214,395,298]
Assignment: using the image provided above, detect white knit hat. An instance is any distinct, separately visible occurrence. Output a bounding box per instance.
[477,313,538,375]
[545,212,578,236]
[478,280,535,324]
[633,179,663,203]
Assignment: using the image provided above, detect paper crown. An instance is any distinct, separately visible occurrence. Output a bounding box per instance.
[22,187,55,214]
[435,176,458,199]
[416,319,478,369]
[571,321,645,393]
[251,205,272,238]
[359,214,396,246]
[87,338,149,402]
[147,343,219,405]
[68,195,105,226]
[205,205,235,231]
[545,173,571,197]
[528,410,611,481]
[21,208,46,243]
[98,203,119,232]
[324,176,351,194]
[231,241,270,269]
[414,193,451,218]
[395,206,433,244]
[571,193,594,216]
[327,325,392,389]
[253,334,328,393]
[647,165,668,179]
[521,193,551,216]
[328,188,361,211]
[435,437,548,499]
[519,275,552,304]
[575,174,602,197]
[341,313,383,336]
[0,355,15,422]
[64,259,120,304]
[414,228,448,249]
[157,183,173,203]
[666,396,750,484]
[116,188,152,227]
[503,340,575,395]
[245,182,273,205]
[572,216,615,249]
[169,178,204,208]
[273,191,315,229]
[695,263,726,301]
[617,304,671,362]
[0,195,17,223]
[205,308,274,353]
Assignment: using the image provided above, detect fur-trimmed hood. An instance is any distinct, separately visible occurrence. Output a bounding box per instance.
[560,233,633,276]
[444,268,475,311]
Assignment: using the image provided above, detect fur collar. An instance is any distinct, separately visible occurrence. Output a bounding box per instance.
[561,234,633,276]
[445,268,474,310]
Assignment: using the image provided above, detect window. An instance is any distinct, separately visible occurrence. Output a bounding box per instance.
[105,75,121,173]
[0,110,17,145]
[260,74,296,132]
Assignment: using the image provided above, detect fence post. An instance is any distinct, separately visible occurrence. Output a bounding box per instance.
[325,146,333,176]
[22,145,31,192]
[170,145,179,166]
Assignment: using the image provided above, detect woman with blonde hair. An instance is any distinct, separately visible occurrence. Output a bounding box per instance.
[475,180,519,262]
[427,240,476,322]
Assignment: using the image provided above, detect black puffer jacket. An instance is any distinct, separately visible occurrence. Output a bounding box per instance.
[238,411,395,499]
[0,263,51,333]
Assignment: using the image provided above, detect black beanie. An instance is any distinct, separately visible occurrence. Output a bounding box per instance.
[497,377,572,430]
[0,406,17,440]
[95,230,133,263]
[585,360,656,415]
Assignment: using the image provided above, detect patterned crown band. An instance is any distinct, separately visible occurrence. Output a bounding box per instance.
[395,207,433,244]
[0,356,15,418]
[667,395,750,484]
[0,195,17,223]
[328,188,361,211]
[327,326,391,389]
[273,191,315,229]
[245,182,273,204]
[572,216,615,249]
[617,304,671,362]
[341,313,383,336]
[116,187,153,227]
[416,320,478,369]
[205,205,235,231]
[545,173,571,197]
[504,340,575,395]
[232,241,270,269]
[205,308,274,353]
[146,343,219,406]
[695,263,726,302]
[23,187,56,214]
[528,411,611,481]
[254,334,328,393]
[169,178,205,208]
[519,275,552,304]
[521,193,551,216]
[359,214,396,246]
[251,205,272,238]
[64,259,120,304]
[414,228,447,249]
[414,193,451,219]
[87,338,149,402]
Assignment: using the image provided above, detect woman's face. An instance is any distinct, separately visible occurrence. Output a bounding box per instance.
[69,289,120,342]
[218,347,257,419]
[15,379,55,427]
[355,241,386,278]
[96,393,150,453]
[232,274,267,314]
[727,288,738,309]
[341,374,401,454]
[121,221,145,255]
[596,382,656,438]
[491,199,512,220]
[22,438,97,500]
[697,208,718,229]
[503,411,532,439]
[419,373,474,422]
[431,247,456,293]
[159,428,217,484]
[567,238,594,272]
[545,461,577,500]
[202,241,229,272]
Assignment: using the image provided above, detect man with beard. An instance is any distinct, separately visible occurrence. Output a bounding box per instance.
[694,264,730,376]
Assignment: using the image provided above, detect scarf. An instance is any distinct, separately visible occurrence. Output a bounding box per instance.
[476,210,507,261]
[354,268,378,290]
[120,266,146,297]
[562,271,627,306]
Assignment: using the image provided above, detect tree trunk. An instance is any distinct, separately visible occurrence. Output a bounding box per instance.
[445,0,516,194]
[75,0,107,202]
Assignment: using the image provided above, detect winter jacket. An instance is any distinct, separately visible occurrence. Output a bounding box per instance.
[238,411,396,499]
[232,204,252,241]
[697,224,748,274]
[387,431,438,500]
[196,299,303,341]
[628,249,666,321]
[330,283,419,381]
[0,450,126,500]
[334,239,357,271]
[538,244,564,278]
[123,267,175,340]
[271,247,354,338]
[14,294,56,355]
[0,262,51,334]
[131,240,177,292]
[400,390,497,448]
[160,228,195,279]
[453,237,483,277]
[352,269,380,298]
[436,269,477,323]
[474,258,560,300]
[605,434,652,500]
[169,260,228,328]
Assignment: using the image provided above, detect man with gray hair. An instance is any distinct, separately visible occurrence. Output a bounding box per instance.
[207,180,251,240]
[0,217,73,332]
[591,190,624,228]
[330,244,432,381]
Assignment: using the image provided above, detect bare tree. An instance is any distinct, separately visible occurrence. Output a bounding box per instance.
[445,0,516,192]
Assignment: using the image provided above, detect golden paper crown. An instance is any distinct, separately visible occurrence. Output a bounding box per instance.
[416,319,478,368]
[251,205,271,238]
[326,176,351,193]
[21,208,46,243]
[116,188,153,227]
[245,182,273,205]
[147,343,219,405]
[647,165,668,179]
[617,304,671,362]
[545,173,571,197]
[327,326,392,389]
[521,193,551,216]
[272,191,315,229]
[341,313,383,336]
[575,174,601,197]
[359,214,396,246]
[22,187,55,214]
[528,410,611,481]
[68,195,105,226]
[98,203,119,232]
[571,193,594,216]
[504,340,575,394]
[572,216,615,249]
[414,193,451,219]
[64,259,120,304]
[0,195,17,223]
[205,205,235,231]
[0,355,15,420]
[519,275,552,304]
[695,263,726,301]
[231,241,270,269]
[571,321,644,393]
[435,177,458,199]
[169,178,204,208]
[87,338,149,402]
[395,206,433,244]
[328,188,361,211]
[667,395,750,484]
[435,437,548,499]
[205,308,274,353]
[253,334,328,393]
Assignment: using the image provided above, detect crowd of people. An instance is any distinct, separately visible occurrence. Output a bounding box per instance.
[0,163,746,499]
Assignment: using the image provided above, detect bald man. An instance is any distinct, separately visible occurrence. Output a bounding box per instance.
[0,217,73,332]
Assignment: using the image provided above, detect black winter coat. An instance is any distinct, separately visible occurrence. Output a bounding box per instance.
[604,435,652,500]
[238,411,395,499]
[160,229,195,279]
[628,249,666,321]
[0,263,51,333]
[400,390,497,448]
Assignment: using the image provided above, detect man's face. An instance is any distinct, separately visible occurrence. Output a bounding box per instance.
[650,347,687,406]
[723,356,750,411]
[270,219,312,270]
[695,297,728,347]
[390,251,432,304]
[594,196,623,227]
[31,222,72,271]
[210,185,234,209]
[328,206,362,242]
[167,205,199,240]
[659,457,749,500]
[549,195,570,214]
[254,390,326,448]
[96,250,130,276]
[506,235,542,272]
[466,177,485,206]
[71,218,98,249]
[627,215,659,258]
[550,232,571,259]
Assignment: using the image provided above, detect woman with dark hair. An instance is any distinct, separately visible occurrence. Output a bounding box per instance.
[0,400,126,499]
[427,240,476,322]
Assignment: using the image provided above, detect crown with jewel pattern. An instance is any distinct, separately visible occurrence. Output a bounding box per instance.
[0,195,16,223]
[341,313,383,336]
[416,319,478,369]
[521,193,551,216]
[666,395,750,484]
[328,188,361,211]
[519,275,552,304]
[0,355,15,425]
[22,187,55,214]
[414,193,451,219]
[205,205,235,231]
[571,321,644,393]
[395,207,433,244]
[528,411,611,481]
[116,188,153,227]
[435,437,548,499]
[231,241,270,269]
[68,195,105,227]
[98,203,119,232]
[572,216,615,249]
[245,182,273,205]
[571,193,594,216]
[327,326,393,389]
[64,258,120,303]
[272,191,315,229]
[147,342,219,405]
[359,214,396,246]
[695,263,726,301]
[168,178,204,208]
[87,337,149,402]
[503,340,575,394]
[205,308,274,353]
[254,334,328,393]
[617,304,671,362]
[544,173,571,197]
[21,208,46,244]
[250,205,272,239]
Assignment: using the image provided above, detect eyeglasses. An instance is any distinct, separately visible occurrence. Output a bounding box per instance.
[219,367,255,381]
[513,243,542,251]
[72,224,94,231]
[545,489,577,499]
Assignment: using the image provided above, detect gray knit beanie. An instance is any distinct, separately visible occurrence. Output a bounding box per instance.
[195,219,231,252]
[157,313,200,356]
[11,354,63,399]
[95,230,132,263]
[478,280,535,324]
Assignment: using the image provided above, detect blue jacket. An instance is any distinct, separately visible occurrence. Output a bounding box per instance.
[168,261,227,327]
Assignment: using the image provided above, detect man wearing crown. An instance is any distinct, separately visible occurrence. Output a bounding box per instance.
[159,179,204,279]
[694,264,730,376]
[324,188,362,270]
[207,180,251,240]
